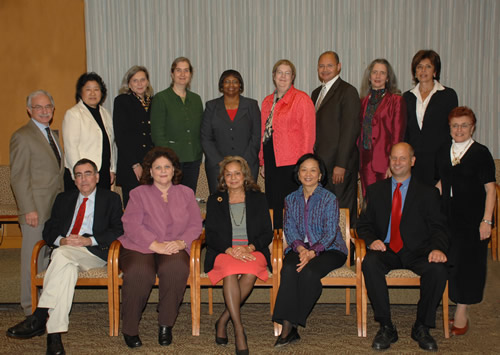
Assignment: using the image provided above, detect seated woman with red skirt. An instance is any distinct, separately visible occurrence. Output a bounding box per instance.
[204,156,273,355]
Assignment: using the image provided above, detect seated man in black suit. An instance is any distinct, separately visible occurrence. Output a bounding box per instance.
[7,159,123,355]
[357,143,449,351]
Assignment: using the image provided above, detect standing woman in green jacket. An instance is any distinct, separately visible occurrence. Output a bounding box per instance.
[150,57,204,192]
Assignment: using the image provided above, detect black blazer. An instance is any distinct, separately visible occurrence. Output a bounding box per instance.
[201,96,261,193]
[43,188,124,260]
[403,87,458,185]
[312,78,361,177]
[113,93,154,188]
[204,190,273,272]
[357,177,449,260]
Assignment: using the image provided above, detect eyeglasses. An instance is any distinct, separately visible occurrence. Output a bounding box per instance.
[31,105,54,111]
[74,171,95,179]
[276,71,292,77]
[450,123,473,129]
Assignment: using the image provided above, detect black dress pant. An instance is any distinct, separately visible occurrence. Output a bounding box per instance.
[119,247,190,335]
[272,249,346,327]
[180,160,201,194]
[362,246,447,328]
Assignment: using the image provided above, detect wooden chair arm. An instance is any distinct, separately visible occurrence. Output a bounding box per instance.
[30,240,47,279]
[351,229,367,262]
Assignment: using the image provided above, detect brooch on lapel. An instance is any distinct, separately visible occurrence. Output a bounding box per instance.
[217,197,223,202]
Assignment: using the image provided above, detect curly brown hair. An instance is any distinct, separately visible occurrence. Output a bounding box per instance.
[217,156,260,192]
[139,147,183,185]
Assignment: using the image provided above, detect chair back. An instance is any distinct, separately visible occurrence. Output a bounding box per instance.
[339,208,351,267]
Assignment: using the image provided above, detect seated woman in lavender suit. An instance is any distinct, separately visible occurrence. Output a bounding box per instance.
[118,147,202,348]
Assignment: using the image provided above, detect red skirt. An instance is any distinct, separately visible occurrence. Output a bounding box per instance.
[207,251,268,285]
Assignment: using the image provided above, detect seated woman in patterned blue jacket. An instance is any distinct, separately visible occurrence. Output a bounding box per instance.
[272,153,348,347]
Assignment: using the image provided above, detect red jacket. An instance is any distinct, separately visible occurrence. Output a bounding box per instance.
[358,92,406,173]
[259,85,316,167]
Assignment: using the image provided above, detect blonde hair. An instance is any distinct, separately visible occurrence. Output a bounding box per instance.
[118,65,154,96]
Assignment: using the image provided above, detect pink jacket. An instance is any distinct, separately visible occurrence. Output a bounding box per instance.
[259,85,316,167]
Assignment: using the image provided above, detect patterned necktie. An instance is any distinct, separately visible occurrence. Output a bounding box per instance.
[70,198,88,235]
[45,127,61,167]
[315,85,327,111]
[389,183,403,253]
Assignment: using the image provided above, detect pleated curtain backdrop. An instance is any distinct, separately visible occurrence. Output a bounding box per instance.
[85,0,499,157]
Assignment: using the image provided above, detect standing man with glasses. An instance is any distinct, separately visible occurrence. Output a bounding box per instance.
[312,51,360,227]
[10,90,65,316]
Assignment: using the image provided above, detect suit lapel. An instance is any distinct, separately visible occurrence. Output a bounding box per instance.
[381,179,393,232]
[401,178,417,223]
[215,97,232,124]
[27,120,60,168]
[317,78,342,112]
[233,97,247,123]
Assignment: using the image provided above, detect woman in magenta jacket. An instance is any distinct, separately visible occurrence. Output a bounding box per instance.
[259,59,316,229]
[358,58,406,196]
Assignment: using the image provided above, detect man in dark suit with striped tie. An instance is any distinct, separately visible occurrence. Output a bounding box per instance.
[7,159,123,355]
[357,143,449,352]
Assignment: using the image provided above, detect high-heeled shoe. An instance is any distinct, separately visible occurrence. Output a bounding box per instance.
[215,320,228,345]
[451,320,469,336]
[235,332,248,355]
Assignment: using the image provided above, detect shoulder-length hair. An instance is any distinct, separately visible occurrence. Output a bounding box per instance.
[293,153,328,187]
[75,72,107,105]
[360,58,401,98]
[272,59,296,86]
[411,50,441,85]
[170,56,193,89]
[139,147,183,185]
[118,65,154,97]
[218,69,244,93]
[216,156,260,192]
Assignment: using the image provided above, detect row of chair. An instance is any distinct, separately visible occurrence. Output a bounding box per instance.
[30,208,449,338]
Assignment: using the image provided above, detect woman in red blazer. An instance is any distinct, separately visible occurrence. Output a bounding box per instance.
[358,59,406,196]
[259,59,316,229]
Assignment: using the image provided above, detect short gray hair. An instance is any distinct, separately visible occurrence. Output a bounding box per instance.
[26,90,55,108]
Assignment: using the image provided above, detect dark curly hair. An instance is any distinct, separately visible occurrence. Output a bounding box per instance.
[293,153,328,187]
[218,69,244,93]
[139,147,183,185]
[75,72,107,105]
[217,156,260,192]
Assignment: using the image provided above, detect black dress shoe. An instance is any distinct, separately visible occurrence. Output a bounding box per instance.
[215,321,228,345]
[411,324,438,351]
[159,325,172,346]
[274,327,300,347]
[6,315,46,339]
[46,333,65,355]
[372,324,398,350]
[123,334,142,348]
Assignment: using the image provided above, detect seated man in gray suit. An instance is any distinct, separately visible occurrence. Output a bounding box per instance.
[357,143,449,351]
[7,159,123,355]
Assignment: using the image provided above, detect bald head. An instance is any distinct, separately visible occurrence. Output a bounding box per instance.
[389,143,416,182]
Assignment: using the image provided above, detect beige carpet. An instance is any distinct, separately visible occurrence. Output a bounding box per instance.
[1,249,500,354]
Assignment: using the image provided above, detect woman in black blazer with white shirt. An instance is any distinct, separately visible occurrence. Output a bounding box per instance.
[201,70,261,194]
[403,50,458,186]
[113,65,155,206]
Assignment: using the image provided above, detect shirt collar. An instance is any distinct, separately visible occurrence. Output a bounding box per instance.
[410,80,445,96]
[78,188,97,203]
[31,118,49,130]
[391,176,411,189]
[323,74,340,92]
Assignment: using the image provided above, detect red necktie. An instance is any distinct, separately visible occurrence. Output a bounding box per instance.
[389,183,403,253]
[70,198,88,235]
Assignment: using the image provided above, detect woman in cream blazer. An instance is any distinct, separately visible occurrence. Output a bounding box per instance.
[63,72,117,190]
